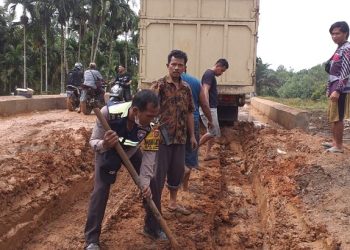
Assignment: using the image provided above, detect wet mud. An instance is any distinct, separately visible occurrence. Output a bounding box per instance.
[0,108,349,249]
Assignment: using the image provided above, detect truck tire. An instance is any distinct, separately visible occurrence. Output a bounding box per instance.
[238,95,245,107]
[233,106,238,121]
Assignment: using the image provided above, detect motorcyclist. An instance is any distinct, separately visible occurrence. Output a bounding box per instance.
[80,62,105,113]
[66,62,84,111]
[67,62,84,87]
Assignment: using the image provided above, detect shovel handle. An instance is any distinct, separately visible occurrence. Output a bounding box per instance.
[93,108,180,249]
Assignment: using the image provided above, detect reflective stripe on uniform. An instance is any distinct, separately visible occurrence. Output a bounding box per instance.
[119,137,139,147]
[108,102,132,117]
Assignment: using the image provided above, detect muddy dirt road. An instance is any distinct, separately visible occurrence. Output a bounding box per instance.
[1,108,350,249]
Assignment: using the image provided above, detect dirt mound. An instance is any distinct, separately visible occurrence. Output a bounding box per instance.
[0,128,94,249]
[0,111,96,249]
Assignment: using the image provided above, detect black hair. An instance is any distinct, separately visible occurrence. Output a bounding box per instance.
[115,65,125,71]
[132,89,159,112]
[167,49,188,65]
[215,58,229,69]
[329,21,349,39]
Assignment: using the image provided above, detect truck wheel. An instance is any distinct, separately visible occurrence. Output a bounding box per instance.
[66,97,74,111]
[233,106,238,122]
[238,95,246,107]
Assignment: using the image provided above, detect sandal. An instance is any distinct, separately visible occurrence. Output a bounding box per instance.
[168,205,191,215]
[321,142,333,148]
[326,146,343,153]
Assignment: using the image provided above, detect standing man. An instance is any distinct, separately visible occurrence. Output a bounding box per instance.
[115,65,132,101]
[323,21,350,153]
[181,71,213,191]
[84,90,159,250]
[199,58,229,161]
[150,50,197,217]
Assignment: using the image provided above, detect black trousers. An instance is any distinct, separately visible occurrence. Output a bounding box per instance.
[143,144,186,234]
[122,87,132,102]
[84,149,142,244]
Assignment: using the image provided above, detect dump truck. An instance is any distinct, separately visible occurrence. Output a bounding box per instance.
[138,0,259,122]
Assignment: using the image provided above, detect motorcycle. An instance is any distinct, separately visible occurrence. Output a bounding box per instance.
[80,82,106,115]
[109,82,124,103]
[66,85,80,111]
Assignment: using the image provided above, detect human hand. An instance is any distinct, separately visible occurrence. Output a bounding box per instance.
[102,130,118,149]
[330,91,340,102]
[190,135,198,150]
[142,185,152,198]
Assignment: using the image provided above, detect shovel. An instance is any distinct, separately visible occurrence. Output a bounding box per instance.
[93,108,180,249]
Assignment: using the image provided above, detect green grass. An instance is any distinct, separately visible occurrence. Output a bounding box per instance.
[260,96,328,111]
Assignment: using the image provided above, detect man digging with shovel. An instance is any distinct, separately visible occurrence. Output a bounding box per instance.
[84,90,168,249]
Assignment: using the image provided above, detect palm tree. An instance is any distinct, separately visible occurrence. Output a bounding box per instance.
[5,0,36,89]
[256,57,280,96]
[20,11,28,88]
[121,7,138,70]
[0,0,140,96]
[0,7,16,94]
[85,0,105,63]
[70,0,89,63]
[52,0,71,93]
[104,1,137,74]
[36,0,55,93]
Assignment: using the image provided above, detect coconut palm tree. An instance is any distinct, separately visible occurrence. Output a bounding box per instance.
[104,1,137,75]
[70,0,89,63]
[5,0,36,89]
[36,0,55,93]
[52,0,71,93]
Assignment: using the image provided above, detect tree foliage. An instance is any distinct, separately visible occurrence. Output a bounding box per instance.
[0,0,138,95]
[0,2,330,99]
[256,57,328,100]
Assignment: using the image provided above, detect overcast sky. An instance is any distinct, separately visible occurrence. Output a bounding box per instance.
[1,0,349,71]
[258,0,350,71]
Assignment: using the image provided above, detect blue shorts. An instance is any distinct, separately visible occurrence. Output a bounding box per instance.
[185,118,200,168]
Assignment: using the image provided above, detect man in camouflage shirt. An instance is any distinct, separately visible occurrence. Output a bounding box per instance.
[150,50,197,222]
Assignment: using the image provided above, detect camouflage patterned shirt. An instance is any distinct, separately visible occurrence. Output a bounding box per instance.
[151,75,194,145]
